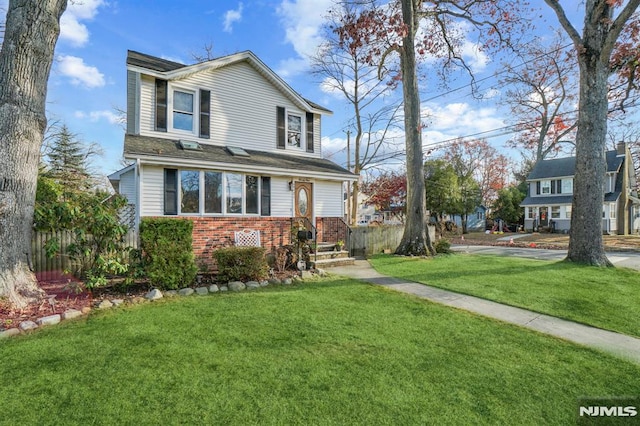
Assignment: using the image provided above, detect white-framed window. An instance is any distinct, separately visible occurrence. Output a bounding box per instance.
[551,206,560,219]
[173,170,267,216]
[172,89,195,132]
[541,180,551,194]
[180,170,200,214]
[610,204,617,219]
[565,205,571,219]
[562,179,573,194]
[287,112,303,147]
[527,207,534,219]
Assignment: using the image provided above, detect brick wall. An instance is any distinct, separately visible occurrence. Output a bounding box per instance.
[190,217,295,269]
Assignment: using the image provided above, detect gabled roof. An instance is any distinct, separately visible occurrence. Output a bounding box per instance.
[123,134,356,180]
[527,149,623,180]
[126,50,332,116]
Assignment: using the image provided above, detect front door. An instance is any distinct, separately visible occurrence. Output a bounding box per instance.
[539,206,549,227]
[295,182,313,221]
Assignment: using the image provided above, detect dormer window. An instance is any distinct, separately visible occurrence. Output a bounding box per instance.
[287,113,302,147]
[173,90,194,132]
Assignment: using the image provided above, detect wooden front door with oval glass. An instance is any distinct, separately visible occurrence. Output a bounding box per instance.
[294,182,313,221]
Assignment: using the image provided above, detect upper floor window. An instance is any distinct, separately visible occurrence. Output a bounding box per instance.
[287,113,302,147]
[277,106,314,153]
[173,90,194,132]
[540,180,551,194]
[562,179,573,194]
[154,79,210,138]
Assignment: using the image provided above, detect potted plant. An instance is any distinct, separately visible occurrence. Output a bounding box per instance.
[335,240,344,251]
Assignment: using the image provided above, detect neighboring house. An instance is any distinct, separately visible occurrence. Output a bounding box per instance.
[109,50,356,265]
[521,143,640,235]
[448,206,487,232]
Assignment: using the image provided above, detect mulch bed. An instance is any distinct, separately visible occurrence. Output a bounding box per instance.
[0,279,151,332]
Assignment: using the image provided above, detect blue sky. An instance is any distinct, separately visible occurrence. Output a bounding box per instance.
[1,1,581,177]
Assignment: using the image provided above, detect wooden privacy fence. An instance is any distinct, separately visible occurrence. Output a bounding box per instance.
[349,225,436,257]
[31,230,138,282]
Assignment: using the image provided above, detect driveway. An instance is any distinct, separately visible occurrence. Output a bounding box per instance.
[451,244,640,271]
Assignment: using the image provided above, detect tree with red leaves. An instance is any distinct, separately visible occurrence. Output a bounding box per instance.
[335,0,526,256]
[544,0,640,266]
[360,172,408,223]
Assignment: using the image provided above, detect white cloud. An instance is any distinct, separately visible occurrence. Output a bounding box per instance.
[60,0,105,47]
[276,57,309,79]
[421,101,505,149]
[75,110,121,124]
[223,3,243,33]
[460,40,489,73]
[276,0,333,75]
[57,55,105,88]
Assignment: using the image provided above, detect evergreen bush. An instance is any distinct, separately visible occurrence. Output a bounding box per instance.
[214,247,268,283]
[139,218,197,290]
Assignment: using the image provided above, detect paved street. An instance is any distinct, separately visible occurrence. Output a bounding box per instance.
[451,244,640,271]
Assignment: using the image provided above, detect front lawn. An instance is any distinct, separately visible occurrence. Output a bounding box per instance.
[1,279,639,424]
[369,254,640,337]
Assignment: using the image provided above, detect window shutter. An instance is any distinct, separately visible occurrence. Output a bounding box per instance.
[155,79,168,132]
[277,107,285,149]
[164,168,178,215]
[536,181,541,195]
[306,112,314,153]
[556,179,562,194]
[551,180,556,194]
[261,177,271,216]
[199,89,210,139]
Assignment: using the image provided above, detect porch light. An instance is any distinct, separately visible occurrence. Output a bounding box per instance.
[288,180,294,191]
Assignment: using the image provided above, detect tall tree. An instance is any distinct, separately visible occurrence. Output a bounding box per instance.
[44,124,94,193]
[0,0,68,308]
[311,4,403,225]
[544,0,640,266]
[442,138,509,208]
[336,0,524,255]
[424,159,460,224]
[500,30,578,161]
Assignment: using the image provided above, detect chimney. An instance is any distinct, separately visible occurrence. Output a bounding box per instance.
[617,141,627,155]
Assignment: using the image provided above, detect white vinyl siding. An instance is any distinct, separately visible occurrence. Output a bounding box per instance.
[315,180,344,217]
[118,169,137,205]
[270,177,293,217]
[139,165,165,217]
[138,63,322,157]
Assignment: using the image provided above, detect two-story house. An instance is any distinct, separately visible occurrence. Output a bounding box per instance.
[109,50,356,263]
[520,143,639,234]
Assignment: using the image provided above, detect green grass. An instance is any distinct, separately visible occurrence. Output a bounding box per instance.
[1,279,639,425]
[369,254,640,338]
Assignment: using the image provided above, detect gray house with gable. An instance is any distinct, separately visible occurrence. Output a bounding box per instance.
[521,143,639,235]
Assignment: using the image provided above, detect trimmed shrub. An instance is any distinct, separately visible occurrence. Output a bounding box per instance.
[214,247,268,283]
[139,218,198,290]
[434,238,452,254]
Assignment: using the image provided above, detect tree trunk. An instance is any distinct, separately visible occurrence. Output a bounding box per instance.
[0,0,68,308]
[566,4,614,266]
[567,57,611,265]
[395,0,435,256]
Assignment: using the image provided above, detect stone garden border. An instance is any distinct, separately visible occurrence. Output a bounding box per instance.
[0,270,325,340]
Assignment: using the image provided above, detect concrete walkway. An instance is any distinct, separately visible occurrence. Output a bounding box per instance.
[329,260,640,365]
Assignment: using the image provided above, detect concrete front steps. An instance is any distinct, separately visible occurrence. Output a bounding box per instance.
[310,242,356,269]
